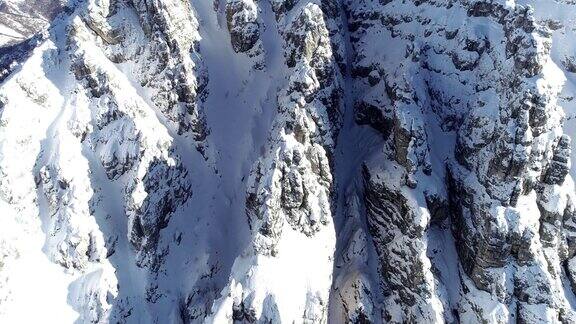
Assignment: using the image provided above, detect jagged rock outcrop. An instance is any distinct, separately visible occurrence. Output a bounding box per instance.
[2,0,576,323]
[223,0,264,68]
[68,13,194,270]
[208,1,346,322]
[341,0,576,322]
[244,0,345,255]
[362,162,443,322]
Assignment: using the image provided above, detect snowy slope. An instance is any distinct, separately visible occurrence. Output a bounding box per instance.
[1,0,576,323]
[0,0,64,47]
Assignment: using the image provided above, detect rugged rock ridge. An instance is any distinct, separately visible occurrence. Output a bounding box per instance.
[340,0,576,322]
[245,0,344,256]
[223,0,264,68]
[209,1,346,322]
[1,0,576,323]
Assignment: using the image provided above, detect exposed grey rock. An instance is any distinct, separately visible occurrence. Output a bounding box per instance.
[362,162,441,322]
[224,0,264,68]
[246,0,344,256]
[544,134,571,185]
[2,0,576,323]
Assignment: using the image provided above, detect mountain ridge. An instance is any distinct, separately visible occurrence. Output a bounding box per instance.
[1,0,576,323]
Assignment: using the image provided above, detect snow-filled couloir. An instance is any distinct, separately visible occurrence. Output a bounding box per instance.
[1,0,576,323]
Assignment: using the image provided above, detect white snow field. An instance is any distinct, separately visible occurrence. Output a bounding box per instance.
[1,0,576,323]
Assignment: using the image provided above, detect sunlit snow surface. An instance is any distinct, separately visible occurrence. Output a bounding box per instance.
[1,0,576,323]
[0,0,309,322]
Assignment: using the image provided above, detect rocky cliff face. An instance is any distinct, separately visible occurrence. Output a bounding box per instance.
[1,0,576,323]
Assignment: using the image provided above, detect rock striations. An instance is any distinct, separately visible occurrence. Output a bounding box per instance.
[1,0,576,323]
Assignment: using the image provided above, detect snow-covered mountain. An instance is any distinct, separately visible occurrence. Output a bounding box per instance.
[1,0,576,323]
